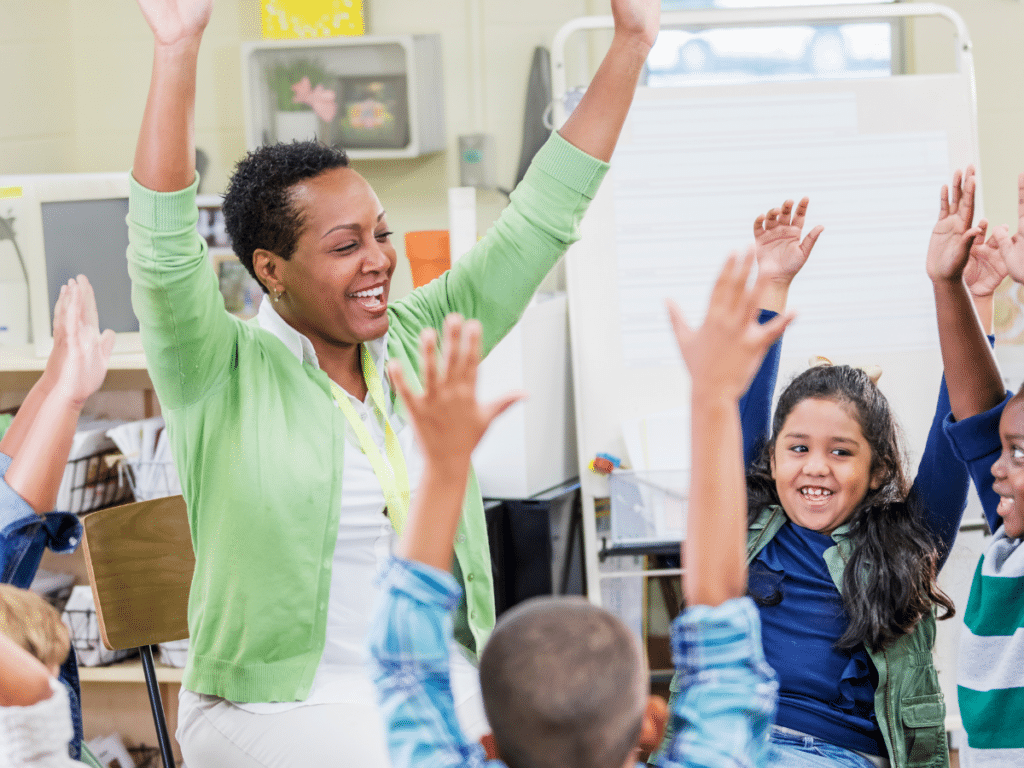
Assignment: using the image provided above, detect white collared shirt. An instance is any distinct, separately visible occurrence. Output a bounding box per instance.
[234,300,488,715]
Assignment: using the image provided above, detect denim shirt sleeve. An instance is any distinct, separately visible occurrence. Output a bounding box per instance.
[368,557,495,768]
[0,451,83,587]
[658,597,778,768]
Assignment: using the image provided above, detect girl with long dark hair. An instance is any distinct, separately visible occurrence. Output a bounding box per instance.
[658,167,1006,768]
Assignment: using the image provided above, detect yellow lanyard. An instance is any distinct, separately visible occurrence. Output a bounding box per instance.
[329,344,411,534]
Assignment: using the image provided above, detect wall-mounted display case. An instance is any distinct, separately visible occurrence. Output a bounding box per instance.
[241,35,445,159]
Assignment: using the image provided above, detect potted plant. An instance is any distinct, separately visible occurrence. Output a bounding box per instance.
[266,59,337,143]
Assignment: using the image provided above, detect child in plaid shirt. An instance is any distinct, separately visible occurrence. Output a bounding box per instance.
[367,250,786,768]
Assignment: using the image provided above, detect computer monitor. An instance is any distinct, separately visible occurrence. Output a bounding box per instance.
[0,172,139,357]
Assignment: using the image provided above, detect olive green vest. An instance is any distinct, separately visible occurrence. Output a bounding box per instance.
[746,506,948,768]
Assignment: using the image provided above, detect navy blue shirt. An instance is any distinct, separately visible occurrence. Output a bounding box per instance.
[753,523,886,756]
[741,346,982,758]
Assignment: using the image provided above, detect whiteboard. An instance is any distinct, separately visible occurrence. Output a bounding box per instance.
[566,71,981,603]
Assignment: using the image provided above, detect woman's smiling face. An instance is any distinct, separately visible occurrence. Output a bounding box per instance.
[273,166,397,348]
[771,397,880,535]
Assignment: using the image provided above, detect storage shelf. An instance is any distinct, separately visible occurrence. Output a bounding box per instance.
[0,345,152,392]
[78,659,183,684]
[241,35,445,159]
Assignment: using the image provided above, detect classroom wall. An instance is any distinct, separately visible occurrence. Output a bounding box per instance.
[908,0,1024,246]
[3,1,1023,303]
[0,0,597,301]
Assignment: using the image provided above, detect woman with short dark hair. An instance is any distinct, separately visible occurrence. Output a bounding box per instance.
[127,0,660,764]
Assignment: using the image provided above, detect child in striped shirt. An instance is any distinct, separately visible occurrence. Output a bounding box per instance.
[946,171,1024,766]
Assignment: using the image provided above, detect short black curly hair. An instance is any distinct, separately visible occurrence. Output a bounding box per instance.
[222,141,349,290]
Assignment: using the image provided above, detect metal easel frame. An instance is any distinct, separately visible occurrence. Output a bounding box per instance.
[549,3,978,607]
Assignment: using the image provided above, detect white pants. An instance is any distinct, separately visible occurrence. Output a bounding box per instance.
[177,656,489,767]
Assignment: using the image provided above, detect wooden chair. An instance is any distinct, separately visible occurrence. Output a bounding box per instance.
[82,495,193,768]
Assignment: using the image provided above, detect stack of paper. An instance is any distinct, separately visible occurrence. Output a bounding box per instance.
[55,419,128,513]
[106,417,181,501]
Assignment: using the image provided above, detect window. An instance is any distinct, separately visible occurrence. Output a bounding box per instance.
[648,0,900,85]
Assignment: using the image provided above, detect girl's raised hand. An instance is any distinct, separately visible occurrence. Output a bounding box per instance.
[135,0,212,46]
[927,166,981,283]
[54,276,116,407]
[990,173,1024,285]
[388,315,525,472]
[667,248,794,402]
[965,220,1009,298]
[753,197,824,285]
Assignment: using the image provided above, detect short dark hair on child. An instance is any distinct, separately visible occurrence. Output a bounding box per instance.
[221,141,350,289]
[0,584,69,671]
[479,597,646,768]
[747,364,955,650]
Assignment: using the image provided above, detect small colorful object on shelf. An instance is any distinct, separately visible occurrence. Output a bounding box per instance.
[261,0,365,39]
[588,452,622,475]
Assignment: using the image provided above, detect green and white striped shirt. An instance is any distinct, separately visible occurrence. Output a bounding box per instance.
[958,528,1024,766]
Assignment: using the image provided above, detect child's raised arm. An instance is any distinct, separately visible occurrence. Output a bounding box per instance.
[0,632,52,707]
[926,167,1004,421]
[4,276,114,513]
[389,315,524,571]
[0,284,74,460]
[965,219,1008,334]
[990,172,1024,288]
[753,197,824,314]
[668,250,792,607]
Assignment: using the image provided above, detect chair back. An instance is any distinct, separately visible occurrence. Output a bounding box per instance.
[82,495,193,651]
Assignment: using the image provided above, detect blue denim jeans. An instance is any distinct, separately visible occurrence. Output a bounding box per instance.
[769,727,884,768]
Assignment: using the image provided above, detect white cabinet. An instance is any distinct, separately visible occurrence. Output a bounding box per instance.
[241,35,445,159]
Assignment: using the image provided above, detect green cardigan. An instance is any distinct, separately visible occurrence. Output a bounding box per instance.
[126,133,607,703]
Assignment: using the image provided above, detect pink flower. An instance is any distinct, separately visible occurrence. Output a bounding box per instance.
[291,76,338,123]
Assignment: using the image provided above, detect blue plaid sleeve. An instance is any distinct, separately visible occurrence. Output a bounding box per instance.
[367,556,496,768]
[659,597,778,768]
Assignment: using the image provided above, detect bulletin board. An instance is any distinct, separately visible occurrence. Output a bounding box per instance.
[553,4,982,611]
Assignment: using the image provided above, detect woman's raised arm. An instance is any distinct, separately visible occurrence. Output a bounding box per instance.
[557,0,659,162]
[132,0,212,191]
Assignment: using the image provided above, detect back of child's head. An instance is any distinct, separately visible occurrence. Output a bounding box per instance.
[0,584,70,671]
[749,363,909,513]
[479,596,646,768]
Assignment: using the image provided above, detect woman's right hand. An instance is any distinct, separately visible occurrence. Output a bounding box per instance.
[135,0,212,46]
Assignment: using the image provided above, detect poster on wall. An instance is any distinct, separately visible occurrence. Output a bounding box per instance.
[261,0,365,39]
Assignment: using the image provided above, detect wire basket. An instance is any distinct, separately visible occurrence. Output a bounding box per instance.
[128,745,162,768]
[62,602,136,667]
[61,448,133,514]
[119,459,181,501]
[607,469,688,547]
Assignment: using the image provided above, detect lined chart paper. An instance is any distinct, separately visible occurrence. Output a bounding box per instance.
[611,92,950,368]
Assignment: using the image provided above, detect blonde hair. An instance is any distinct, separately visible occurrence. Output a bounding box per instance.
[0,584,70,670]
